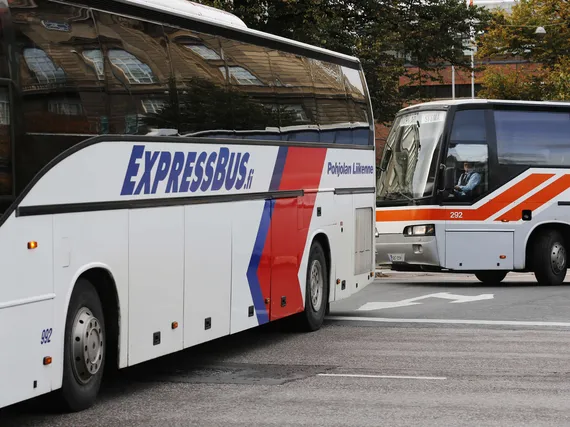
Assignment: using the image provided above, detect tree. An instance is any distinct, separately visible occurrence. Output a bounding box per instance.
[198,0,491,124]
[476,0,570,100]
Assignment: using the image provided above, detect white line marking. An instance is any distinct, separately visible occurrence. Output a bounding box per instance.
[317,373,446,380]
[327,316,570,328]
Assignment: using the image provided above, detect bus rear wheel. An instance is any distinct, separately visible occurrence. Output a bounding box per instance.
[474,271,507,285]
[532,229,567,286]
[298,240,329,332]
[57,278,106,412]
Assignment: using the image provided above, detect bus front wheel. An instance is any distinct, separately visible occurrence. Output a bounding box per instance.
[57,278,106,412]
[532,229,567,286]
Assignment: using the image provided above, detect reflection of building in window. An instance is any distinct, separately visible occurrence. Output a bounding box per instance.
[283,105,308,123]
[312,59,342,83]
[142,99,165,114]
[108,49,156,84]
[0,91,10,125]
[48,99,83,116]
[8,0,37,7]
[219,66,262,85]
[23,48,66,84]
[82,50,105,79]
[41,20,71,32]
[185,44,221,60]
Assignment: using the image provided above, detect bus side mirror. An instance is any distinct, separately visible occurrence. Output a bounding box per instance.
[444,167,456,191]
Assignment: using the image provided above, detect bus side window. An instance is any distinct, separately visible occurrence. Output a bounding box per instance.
[12,3,107,194]
[91,11,172,136]
[217,37,280,139]
[308,59,351,144]
[266,48,320,142]
[444,109,489,203]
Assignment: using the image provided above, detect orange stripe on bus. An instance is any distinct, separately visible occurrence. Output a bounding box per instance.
[375,173,554,222]
[496,174,570,222]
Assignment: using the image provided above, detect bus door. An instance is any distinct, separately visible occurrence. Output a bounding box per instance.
[442,109,515,271]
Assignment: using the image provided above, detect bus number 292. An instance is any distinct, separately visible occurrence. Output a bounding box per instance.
[450,211,463,219]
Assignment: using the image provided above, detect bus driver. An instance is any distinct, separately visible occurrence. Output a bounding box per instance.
[454,161,481,199]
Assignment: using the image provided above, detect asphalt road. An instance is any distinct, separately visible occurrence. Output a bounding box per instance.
[3,272,570,426]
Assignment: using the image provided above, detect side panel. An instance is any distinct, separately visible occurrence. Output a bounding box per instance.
[184,204,231,348]
[333,194,355,299]
[231,200,269,333]
[445,231,514,270]
[0,215,54,409]
[270,196,302,319]
[128,207,184,366]
[0,300,53,408]
[352,193,375,292]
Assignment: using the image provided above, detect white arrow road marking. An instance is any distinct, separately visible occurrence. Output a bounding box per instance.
[357,292,494,311]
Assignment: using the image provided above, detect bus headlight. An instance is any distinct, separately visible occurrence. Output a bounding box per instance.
[403,224,435,237]
[375,227,379,238]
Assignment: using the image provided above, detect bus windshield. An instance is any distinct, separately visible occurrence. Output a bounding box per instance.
[376,110,447,202]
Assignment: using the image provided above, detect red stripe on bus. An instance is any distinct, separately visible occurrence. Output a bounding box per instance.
[496,174,570,222]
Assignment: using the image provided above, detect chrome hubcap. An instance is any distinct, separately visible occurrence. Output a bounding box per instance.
[71,307,103,384]
[310,260,323,312]
[551,241,566,274]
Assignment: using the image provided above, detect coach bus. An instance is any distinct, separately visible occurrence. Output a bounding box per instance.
[0,0,376,412]
[375,98,570,286]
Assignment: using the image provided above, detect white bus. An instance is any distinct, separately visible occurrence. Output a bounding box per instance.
[375,99,570,286]
[0,0,376,412]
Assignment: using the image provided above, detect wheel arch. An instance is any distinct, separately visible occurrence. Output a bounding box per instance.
[65,264,121,372]
[524,221,570,270]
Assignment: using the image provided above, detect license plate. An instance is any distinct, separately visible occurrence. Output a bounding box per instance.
[388,253,405,262]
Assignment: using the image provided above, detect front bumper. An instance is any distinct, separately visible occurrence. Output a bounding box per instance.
[375,234,441,268]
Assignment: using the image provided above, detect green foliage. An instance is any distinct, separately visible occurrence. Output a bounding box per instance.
[477,0,570,100]
[197,0,491,124]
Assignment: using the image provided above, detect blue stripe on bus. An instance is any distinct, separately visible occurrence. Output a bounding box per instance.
[246,199,272,324]
[269,146,288,192]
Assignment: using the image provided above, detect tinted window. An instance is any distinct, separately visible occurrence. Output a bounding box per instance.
[0,87,11,197]
[309,59,350,143]
[11,2,106,193]
[14,3,106,135]
[267,48,319,142]
[0,5,10,79]
[450,109,487,144]
[342,66,371,145]
[92,11,173,135]
[218,37,279,137]
[164,26,233,136]
[495,109,570,165]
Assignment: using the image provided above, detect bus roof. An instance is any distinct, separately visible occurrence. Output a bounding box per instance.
[115,0,361,65]
[117,0,248,28]
[399,98,570,113]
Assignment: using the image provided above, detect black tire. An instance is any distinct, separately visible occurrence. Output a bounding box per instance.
[475,271,508,284]
[55,278,106,412]
[532,229,567,286]
[297,241,329,332]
